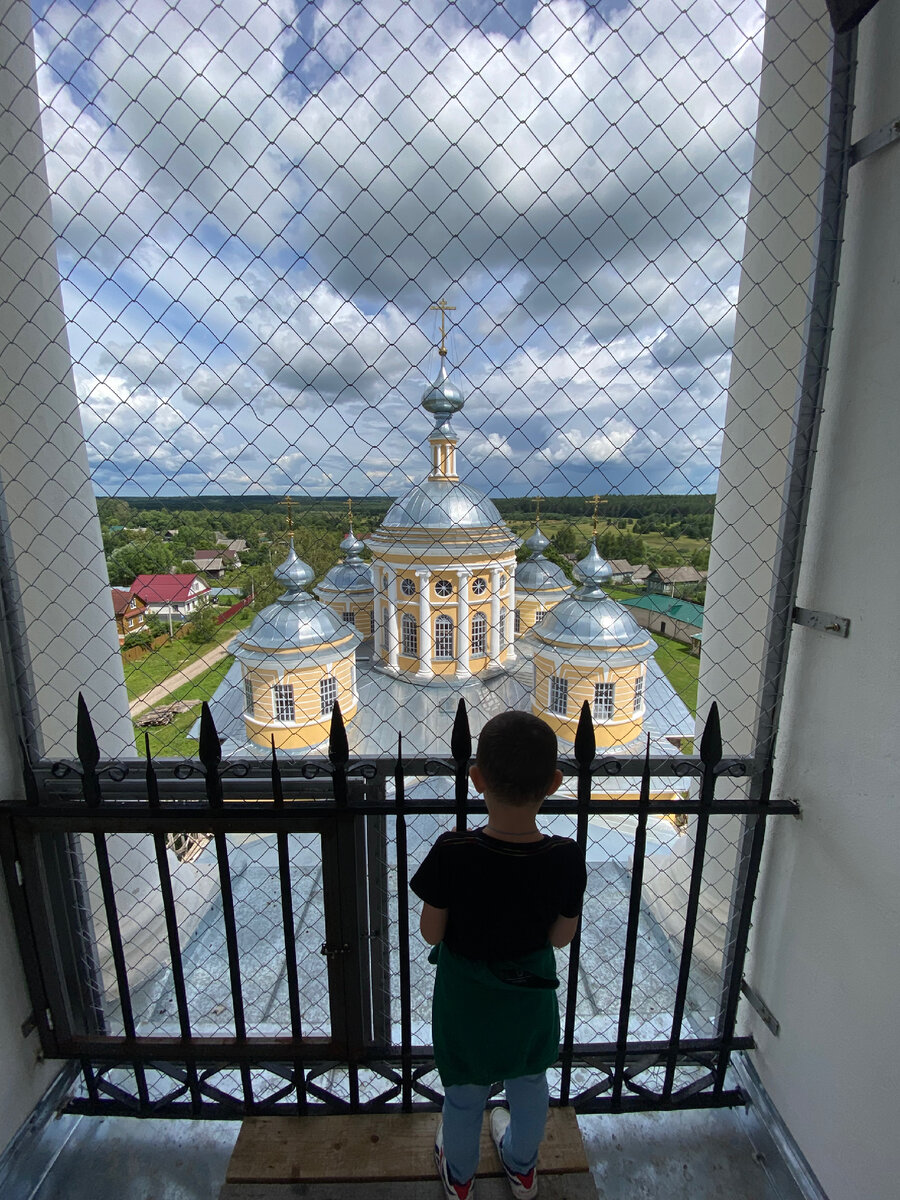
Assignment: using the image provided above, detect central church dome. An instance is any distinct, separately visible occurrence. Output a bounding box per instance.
[382,477,503,530]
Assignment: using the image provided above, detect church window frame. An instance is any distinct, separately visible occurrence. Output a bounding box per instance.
[633,674,645,714]
[471,611,487,656]
[514,608,521,633]
[319,675,338,717]
[243,673,254,717]
[401,612,418,656]
[342,610,356,625]
[534,609,546,624]
[472,576,487,596]
[594,681,616,722]
[434,614,454,659]
[400,576,416,597]
[273,682,296,723]
[549,675,568,717]
[381,608,389,651]
[435,578,453,598]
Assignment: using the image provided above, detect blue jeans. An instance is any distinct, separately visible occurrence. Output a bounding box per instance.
[441,1072,549,1184]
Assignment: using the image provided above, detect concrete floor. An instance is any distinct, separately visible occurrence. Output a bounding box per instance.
[26,1103,789,1200]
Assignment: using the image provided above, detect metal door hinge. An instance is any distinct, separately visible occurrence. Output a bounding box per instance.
[792,607,850,637]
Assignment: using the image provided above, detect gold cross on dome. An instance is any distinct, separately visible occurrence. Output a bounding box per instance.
[586,494,608,537]
[430,298,456,357]
[278,494,295,534]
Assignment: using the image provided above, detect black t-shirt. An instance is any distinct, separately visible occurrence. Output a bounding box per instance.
[410,830,587,962]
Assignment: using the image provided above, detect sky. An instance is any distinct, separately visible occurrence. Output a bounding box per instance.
[32,0,766,500]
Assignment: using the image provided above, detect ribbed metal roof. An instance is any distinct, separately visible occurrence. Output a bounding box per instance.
[380,477,506,530]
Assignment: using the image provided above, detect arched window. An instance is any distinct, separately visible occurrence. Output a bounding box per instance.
[242,673,254,717]
[633,674,645,714]
[319,675,337,716]
[402,612,418,656]
[471,611,487,656]
[435,614,454,659]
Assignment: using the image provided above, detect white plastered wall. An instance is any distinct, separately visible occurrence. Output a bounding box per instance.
[744,3,900,1196]
[0,0,214,1155]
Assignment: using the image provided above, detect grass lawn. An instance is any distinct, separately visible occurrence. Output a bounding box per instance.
[134,654,234,758]
[650,631,699,714]
[123,620,237,699]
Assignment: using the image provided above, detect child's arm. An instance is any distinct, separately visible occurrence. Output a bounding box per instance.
[548,913,579,948]
[419,902,448,945]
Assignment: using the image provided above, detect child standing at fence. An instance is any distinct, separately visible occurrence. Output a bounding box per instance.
[410,710,587,1200]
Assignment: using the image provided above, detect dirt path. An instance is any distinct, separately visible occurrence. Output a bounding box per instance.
[129,641,234,718]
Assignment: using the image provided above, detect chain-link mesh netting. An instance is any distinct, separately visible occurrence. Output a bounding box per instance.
[1,0,834,1109]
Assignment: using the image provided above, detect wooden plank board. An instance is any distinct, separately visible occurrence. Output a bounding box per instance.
[226,1108,589,1183]
[220,1173,598,1199]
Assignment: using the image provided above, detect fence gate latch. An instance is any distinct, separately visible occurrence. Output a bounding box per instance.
[320,942,350,960]
[792,607,850,637]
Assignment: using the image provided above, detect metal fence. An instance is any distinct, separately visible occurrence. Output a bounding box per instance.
[0,694,797,1116]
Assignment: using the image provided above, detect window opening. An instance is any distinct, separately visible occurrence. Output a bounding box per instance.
[434,615,454,659]
[319,675,337,717]
[243,674,254,717]
[400,578,416,597]
[471,612,487,656]
[402,613,418,657]
[435,580,453,599]
[549,675,568,716]
[594,681,615,722]
[273,683,295,723]
[633,675,645,714]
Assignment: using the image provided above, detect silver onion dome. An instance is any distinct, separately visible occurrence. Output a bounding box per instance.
[238,540,357,652]
[516,525,573,594]
[534,542,652,661]
[318,528,374,596]
[421,358,464,426]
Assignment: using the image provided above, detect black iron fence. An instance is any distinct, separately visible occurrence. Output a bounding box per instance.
[0,694,796,1118]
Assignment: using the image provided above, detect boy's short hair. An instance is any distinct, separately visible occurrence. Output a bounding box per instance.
[475,710,558,805]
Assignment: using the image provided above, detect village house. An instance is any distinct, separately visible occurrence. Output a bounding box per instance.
[189,548,241,577]
[645,565,707,595]
[110,588,146,644]
[623,593,704,647]
[605,558,635,582]
[130,573,210,621]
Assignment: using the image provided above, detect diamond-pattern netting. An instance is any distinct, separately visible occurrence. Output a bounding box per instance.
[2,0,832,1116]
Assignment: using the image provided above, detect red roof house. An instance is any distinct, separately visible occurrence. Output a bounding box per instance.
[130,574,210,619]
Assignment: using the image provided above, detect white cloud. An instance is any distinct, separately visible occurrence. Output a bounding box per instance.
[34,0,765,497]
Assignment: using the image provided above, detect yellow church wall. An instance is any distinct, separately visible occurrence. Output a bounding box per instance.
[532,656,646,749]
[515,593,567,635]
[242,657,357,750]
[323,597,373,636]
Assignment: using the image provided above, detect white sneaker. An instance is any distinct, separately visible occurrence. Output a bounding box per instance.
[489,1107,539,1199]
[435,1121,476,1199]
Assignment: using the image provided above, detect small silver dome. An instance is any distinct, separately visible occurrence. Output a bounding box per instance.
[421,358,464,423]
[574,542,613,591]
[517,525,573,595]
[535,592,653,655]
[238,539,358,653]
[319,528,374,597]
[381,478,504,530]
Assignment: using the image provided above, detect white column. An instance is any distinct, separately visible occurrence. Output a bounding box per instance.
[505,562,518,662]
[455,568,471,679]
[489,567,502,666]
[415,568,433,681]
[386,570,400,672]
